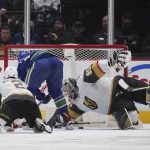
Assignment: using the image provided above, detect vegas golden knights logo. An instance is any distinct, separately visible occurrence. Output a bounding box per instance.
[83,96,98,110]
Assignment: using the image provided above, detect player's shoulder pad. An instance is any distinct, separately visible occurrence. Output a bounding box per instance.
[83,64,99,83]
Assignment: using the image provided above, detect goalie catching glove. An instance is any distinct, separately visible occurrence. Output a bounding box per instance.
[108,50,131,72]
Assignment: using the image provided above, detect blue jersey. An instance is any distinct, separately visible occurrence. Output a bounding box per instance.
[18,51,64,101]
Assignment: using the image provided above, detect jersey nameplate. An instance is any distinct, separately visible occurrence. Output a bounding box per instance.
[83,96,98,110]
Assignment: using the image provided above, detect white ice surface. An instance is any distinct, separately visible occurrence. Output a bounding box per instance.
[0,125,150,150]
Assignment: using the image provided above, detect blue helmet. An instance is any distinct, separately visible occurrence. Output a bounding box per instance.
[18,51,30,61]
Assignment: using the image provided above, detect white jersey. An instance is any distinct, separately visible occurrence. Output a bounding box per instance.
[0,78,34,104]
[72,74,115,115]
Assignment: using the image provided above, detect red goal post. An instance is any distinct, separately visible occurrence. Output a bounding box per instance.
[4,44,128,78]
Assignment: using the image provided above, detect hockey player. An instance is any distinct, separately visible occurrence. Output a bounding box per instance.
[62,51,150,129]
[17,50,72,127]
[0,66,52,133]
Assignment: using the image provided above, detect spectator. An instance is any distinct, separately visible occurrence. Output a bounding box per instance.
[44,16,72,44]
[35,4,59,31]
[91,15,118,44]
[69,21,89,44]
[34,21,46,43]
[0,0,7,27]
[13,20,41,44]
[6,0,24,34]
[0,24,13,57]
[0,24,13,45]
[33,0,60,30]
[116,12,143,53]
[33,0,60,11]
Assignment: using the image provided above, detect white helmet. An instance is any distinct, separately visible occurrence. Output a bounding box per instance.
[4,66,18,79]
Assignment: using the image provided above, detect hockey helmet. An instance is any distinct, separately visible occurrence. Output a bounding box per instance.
[4,66,18,79]
[18,51,30,61]
[62,78,79,99]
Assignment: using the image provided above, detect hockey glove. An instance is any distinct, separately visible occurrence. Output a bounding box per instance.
[109,51,131,72]
[39,94,51,104]
[116,51,131,68]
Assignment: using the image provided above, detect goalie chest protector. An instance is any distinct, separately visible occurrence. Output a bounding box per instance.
[73,75,115,114]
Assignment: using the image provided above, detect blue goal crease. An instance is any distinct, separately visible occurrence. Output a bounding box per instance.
[129,64,150,74]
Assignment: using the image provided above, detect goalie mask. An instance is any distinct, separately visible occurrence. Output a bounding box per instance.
[4,66,18,79]
[62,78,79,99]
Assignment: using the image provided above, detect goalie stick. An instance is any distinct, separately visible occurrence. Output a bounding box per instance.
[73,121,106,125]
[118,79,150,92]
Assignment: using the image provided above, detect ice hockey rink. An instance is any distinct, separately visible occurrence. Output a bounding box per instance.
[1,125,150,150]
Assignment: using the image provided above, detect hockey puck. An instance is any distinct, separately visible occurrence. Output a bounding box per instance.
[78,127,84,129]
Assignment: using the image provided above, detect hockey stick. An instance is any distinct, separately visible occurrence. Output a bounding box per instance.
[118,79,150,92]
[127,86,150,92]
[73,121,106,125]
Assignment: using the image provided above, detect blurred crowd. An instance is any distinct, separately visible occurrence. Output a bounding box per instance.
[0,0,150,54]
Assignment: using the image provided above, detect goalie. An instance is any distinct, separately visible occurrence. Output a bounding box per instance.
[62,50,150,129]
[0,66,52,133]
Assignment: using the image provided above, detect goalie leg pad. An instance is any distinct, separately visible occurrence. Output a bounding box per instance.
[113,108,138,129]
[128,110,143,129]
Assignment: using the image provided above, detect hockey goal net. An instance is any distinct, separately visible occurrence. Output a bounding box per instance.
[4,44,128,128]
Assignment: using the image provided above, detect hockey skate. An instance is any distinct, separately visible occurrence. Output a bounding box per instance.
[35,118,53,133]
[47,110,64,128]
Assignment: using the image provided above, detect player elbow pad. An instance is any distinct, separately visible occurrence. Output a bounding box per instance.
[83,60,111,83]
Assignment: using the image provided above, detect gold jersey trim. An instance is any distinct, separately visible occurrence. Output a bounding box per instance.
[91,62,105,78]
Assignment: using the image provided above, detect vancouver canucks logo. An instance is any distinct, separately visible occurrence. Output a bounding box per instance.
[83,96,98,110]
